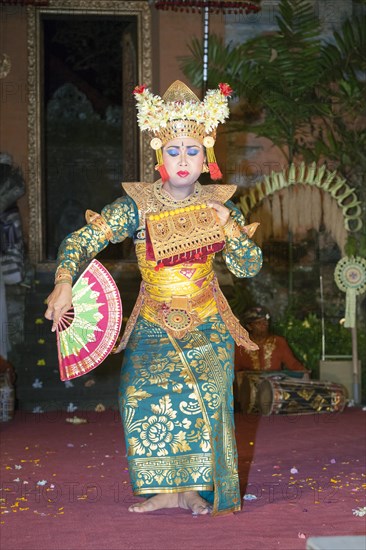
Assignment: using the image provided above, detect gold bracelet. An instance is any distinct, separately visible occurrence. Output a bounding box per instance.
[54,268,73,285]
[55,267,72,277]
[223,216,242,239]
[54,279,72,286]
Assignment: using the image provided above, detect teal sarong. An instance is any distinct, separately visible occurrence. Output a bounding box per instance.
[119,315,241,515]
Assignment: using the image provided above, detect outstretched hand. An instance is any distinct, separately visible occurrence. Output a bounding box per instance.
[45,284,73,332]
[207,201,230,226]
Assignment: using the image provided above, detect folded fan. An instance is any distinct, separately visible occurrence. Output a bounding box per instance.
[56,260,122,381]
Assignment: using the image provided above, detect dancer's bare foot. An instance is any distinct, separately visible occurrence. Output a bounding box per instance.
[178,491,212,515]
[128,490,211,514]
[128,493,178,513]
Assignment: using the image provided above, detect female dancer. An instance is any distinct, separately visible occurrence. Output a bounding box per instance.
[45,81,262,515]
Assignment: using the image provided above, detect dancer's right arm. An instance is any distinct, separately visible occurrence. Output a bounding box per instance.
[44,195,139,331]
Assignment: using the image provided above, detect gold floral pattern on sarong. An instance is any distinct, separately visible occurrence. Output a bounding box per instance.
[119,316,239,513]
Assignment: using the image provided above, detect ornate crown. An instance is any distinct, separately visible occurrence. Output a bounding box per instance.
[133,80,232,145]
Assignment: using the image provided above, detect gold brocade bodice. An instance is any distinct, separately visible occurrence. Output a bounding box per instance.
[136,242,215,299]
[57,179,261,350]
[136,242,218,323]
[122,180,237,326]
[111,179,258,348]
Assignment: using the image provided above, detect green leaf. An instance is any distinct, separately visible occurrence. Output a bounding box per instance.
[180,1,366,205]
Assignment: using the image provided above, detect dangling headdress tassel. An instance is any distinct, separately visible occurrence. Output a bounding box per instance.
[150,137,169,183]
[203,136,222,180]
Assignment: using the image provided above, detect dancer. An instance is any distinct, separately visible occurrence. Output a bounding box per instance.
[45,81,262,515]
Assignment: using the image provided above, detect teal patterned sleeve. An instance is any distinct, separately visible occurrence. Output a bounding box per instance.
[56,196,138,280]
[222,201,263,278]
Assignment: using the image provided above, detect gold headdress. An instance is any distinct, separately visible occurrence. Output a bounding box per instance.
[133,80,233,181]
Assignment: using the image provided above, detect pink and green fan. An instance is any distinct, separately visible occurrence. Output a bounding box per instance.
[56,260,122,381]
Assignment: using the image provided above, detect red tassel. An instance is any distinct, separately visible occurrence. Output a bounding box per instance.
[157,164,170,183]
[208,162,223,180]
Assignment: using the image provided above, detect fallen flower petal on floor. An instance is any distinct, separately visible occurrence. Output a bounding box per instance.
[352,507,366,517]
[65,416,87,424]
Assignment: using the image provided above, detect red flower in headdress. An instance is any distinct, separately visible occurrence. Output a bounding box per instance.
[219,83,233,97]
[133,84,146,95]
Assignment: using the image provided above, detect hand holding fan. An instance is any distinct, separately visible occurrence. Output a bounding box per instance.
[56,260,122,381]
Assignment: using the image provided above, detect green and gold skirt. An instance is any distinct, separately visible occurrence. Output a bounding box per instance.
[119,315,241,515]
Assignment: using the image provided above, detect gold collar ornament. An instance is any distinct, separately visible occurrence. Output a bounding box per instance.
[133,80,233,182]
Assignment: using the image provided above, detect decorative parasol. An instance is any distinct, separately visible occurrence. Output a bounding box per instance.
[56,259,122,381]
[334,255,366,405]
[334,256,366,329]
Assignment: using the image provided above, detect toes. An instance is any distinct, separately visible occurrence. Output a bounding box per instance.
[128,502,150,513]
[128,496,170,513]
[191,504,212,515]
[128,503,142,513]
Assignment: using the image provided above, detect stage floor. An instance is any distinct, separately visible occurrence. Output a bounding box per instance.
[1,408,365,550]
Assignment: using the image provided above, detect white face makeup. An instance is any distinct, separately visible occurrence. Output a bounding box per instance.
[162,137,204,198]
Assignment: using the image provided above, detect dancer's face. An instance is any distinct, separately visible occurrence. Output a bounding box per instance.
[162,137,204,195]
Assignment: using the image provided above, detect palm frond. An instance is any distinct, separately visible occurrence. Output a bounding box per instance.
[180,0,365,181]
[321,15,366,78]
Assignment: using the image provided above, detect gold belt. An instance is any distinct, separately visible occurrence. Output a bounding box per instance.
[112,278,258,352]
[145,285,214,313]
[143,285,215,339]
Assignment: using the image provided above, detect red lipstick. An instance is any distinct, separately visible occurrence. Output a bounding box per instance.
[177,171,189,177]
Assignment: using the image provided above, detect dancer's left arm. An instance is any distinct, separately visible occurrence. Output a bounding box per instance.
[208,200,262,278]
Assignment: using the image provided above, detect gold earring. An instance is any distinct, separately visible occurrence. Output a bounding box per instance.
[202,162,209,173]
